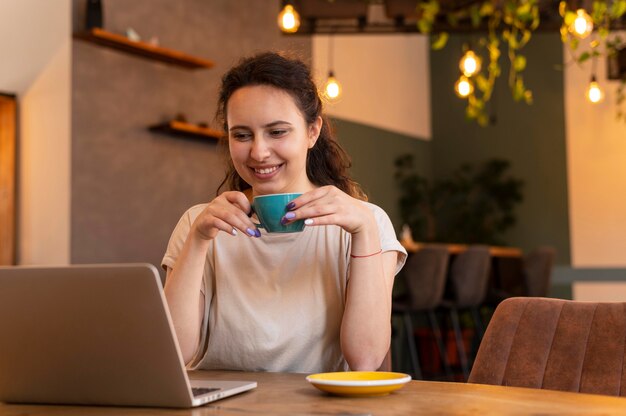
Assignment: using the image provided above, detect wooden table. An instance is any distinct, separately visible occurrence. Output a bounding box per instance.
[2,370,626,415]
[400,239,523,258]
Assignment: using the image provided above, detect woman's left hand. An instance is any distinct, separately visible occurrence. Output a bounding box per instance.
[281,185,375,235]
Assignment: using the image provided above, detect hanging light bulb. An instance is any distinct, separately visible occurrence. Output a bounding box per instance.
[459,49,481,77]
[569,9,593,39]
[454,75,474,98]
[586,75,604,103]
[278,3,300,33]
[324,71,342,100]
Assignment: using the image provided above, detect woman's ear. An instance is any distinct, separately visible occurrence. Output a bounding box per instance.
[308,116,323,148]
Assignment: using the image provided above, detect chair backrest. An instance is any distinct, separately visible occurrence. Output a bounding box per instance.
[469,297,626,397]
[449,245,491,308]
[404,246,450,310]
[523,247,556,297]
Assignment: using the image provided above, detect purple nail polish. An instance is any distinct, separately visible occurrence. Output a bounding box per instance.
[284,212,296,220]
[255,229,262,237]
[246,228,256,237]
[280,217,288,225]
[286,202,296,210]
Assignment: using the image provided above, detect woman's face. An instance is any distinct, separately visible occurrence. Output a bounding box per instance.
[227,85,321,197]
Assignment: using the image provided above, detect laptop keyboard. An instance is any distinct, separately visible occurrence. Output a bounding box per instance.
[192,387,220,397]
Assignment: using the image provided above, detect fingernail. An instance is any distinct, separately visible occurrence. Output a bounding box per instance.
[255,229,262,237]
[231,228,238,236]
[286,202,296,210]
[246,228,256,237]
[280,217,288,225]
[304,219,314,226]
[284,212,296,220]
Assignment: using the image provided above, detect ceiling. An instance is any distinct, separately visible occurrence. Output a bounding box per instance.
[283,0,626,35]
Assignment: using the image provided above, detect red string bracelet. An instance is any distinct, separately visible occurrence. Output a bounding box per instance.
[350,249,382,259]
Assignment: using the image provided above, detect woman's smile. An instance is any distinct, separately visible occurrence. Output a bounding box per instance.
[250,163,283,178]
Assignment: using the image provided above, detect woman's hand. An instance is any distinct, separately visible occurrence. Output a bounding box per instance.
[280,186,375,235]
[193,191,260,240]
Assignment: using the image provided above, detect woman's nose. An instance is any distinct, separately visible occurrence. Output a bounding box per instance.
[250,137,271,161]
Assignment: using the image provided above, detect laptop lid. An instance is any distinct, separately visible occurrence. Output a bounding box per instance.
[0,263,255,408]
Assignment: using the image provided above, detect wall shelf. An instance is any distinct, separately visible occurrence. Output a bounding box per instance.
[149,120,222,140]
[73,28,215,69]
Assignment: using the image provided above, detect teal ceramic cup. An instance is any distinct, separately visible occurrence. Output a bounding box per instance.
[252,193,304,233]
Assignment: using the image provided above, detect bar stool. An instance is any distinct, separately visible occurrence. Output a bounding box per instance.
[392,246,452,380]
[441,245,491,380]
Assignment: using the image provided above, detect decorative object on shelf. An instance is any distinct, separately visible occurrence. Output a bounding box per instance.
[149,120,222,141]
[73,28,214,69]
[148,36,160,47]
[126,27,141,42]
[85,0,103,30]
[394,154,524,245]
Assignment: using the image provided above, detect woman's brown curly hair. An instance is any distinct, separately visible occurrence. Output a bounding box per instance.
[215,51,367,201]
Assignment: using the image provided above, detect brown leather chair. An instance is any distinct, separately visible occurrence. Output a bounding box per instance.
[469,297,626,396]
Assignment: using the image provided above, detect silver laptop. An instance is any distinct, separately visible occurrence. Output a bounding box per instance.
[0,263,256,408]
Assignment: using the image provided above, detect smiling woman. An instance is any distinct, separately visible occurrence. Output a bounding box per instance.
[160,52,407,374]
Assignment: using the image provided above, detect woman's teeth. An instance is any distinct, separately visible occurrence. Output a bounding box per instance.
[255,166,279,174]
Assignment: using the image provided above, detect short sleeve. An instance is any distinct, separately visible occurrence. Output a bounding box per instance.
[161,204,209,297]
[162,207,196,271]
[363,202,408,275]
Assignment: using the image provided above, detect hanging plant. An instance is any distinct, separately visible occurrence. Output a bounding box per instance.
[559,0,626,119]
[416,0,540,126]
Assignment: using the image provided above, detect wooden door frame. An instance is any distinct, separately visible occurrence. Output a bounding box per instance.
[0,93,17,265]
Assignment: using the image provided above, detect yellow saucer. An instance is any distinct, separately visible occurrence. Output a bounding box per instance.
[305,371,412,397]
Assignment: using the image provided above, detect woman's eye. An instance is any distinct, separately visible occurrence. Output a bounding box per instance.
[232,132,251,141]
[270,129,287,137]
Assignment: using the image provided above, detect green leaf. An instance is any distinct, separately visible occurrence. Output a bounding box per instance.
[577,51,591,63]
[513,55,527,72]
[470,5,482,27]
[417,19,432,34]
[598,27,609,39]
[563,10,576,26]
[476,74,490,92]
[431,32,449,50]
[524,90,533,105]
[519,30,532,48]
[480,1,495,16]
[516,3,531,17]
[610,0,626,18]
[559,1,567,17]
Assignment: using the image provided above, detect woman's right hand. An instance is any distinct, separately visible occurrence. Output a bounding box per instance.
[192,191,261,240]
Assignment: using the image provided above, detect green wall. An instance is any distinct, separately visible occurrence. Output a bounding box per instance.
[430,33,571,265]
[331,118,432,232]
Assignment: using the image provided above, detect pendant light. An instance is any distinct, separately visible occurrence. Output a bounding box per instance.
[324,35,342,101]
[569,8,593,39]
[278,2,300,33]
[454,75,474,98]
[459,47,481,77]
[586,75,604,103]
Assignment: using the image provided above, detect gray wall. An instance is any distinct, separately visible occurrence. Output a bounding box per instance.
[331,118,432,231]
[430,33,571,265]
[71,0,310,274]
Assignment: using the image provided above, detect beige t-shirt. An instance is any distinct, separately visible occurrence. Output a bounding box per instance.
[162,201,407,373]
